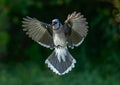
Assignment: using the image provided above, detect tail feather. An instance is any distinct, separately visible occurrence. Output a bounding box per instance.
[45,47,76,75]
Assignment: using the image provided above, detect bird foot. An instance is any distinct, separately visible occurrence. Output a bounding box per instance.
[54,45,62,48]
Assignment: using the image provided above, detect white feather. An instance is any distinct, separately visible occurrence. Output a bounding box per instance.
[37,41,53,49]
[45,60,61,75]
[45,57,76,75]
[75,38,84,47]
[53,33,66,47]
[62,58,76,75]
[55,47,67,62]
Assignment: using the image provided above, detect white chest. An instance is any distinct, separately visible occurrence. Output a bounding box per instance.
[53,34,66,46]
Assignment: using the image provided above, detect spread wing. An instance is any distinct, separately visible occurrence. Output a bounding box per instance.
[64,12,88,48]
[22,16,54,49]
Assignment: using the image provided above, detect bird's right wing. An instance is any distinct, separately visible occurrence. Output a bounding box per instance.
[22,17,54,49]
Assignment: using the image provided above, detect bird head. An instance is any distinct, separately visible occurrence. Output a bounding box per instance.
[52,19,61,30]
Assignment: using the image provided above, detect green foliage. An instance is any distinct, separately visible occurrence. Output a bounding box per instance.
[0,63,120,85]
[0,0,120,84]
[0,32,9,54]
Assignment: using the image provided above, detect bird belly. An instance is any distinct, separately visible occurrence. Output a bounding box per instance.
[53,34,66,47]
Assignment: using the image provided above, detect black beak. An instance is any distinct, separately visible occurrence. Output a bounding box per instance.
[52,22,57,26]
[52,23,55,26]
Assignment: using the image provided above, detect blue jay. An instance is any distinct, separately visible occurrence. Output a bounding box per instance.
[22,11,88,75]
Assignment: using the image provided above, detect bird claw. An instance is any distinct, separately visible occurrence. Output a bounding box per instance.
[54,45,62,48]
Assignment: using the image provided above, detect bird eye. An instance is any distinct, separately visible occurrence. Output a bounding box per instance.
[54,22,57,24]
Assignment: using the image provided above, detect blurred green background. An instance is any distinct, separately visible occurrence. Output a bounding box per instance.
[0,0,120,85]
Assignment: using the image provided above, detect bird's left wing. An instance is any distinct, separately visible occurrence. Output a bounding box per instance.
[63,12,88,48]
[22,16,54,49]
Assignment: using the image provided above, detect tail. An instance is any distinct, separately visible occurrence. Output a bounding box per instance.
[45,47,76,75]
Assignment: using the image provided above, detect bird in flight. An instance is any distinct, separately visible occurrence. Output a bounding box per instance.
[22,11,88,75]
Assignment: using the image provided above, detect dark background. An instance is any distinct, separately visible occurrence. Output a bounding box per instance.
[0,0,120,85]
